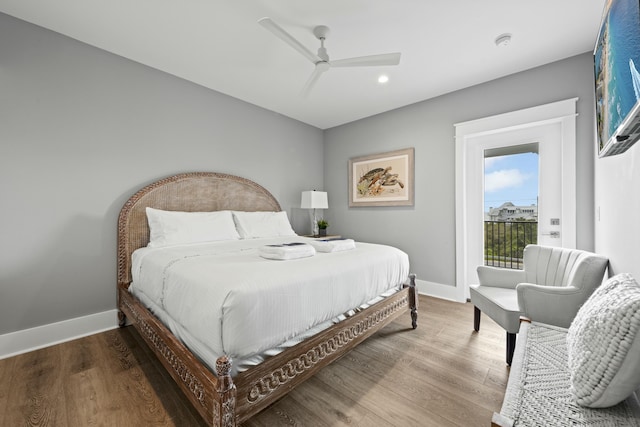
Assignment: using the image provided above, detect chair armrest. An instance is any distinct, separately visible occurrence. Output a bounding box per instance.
[476,266,526,289]
[516,283,585,328]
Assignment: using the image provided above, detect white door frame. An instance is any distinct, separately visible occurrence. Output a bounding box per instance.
[454,98,578,302]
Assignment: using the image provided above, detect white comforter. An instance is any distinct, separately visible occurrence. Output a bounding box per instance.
[130,236,409,365]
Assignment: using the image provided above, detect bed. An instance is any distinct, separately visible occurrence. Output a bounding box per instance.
[117,172,418,426]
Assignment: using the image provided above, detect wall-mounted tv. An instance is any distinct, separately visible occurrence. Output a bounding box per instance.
[594,0,640,157]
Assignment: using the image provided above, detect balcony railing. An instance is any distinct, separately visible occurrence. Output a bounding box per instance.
[484,220,537,269]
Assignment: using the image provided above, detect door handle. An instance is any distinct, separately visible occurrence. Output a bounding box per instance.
[540,231,560,238]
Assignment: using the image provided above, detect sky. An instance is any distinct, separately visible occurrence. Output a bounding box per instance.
[484,152,539,213]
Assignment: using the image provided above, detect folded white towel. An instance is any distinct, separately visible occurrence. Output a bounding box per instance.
[308,238,356,253]
[259,243,316,260]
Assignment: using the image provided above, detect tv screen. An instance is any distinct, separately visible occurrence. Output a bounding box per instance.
[594,0,640,156]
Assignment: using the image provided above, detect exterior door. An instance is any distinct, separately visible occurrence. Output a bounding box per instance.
[455,99,577,302]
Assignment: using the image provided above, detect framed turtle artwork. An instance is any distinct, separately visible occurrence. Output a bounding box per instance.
[348,147,414,207]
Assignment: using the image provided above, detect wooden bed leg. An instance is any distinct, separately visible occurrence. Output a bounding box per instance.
[117,310,127,328]
[408,274,418,329]
[214,356,237,427]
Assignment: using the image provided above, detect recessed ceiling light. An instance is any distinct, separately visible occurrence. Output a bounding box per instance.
[495,33,512,47]
[378,75,389,84]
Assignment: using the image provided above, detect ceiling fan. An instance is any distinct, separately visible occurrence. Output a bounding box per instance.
[258,17,401,97]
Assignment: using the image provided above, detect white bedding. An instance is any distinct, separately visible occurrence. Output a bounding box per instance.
[130,236,410,371]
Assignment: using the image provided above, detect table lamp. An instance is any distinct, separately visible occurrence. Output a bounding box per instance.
[300,190,328,236]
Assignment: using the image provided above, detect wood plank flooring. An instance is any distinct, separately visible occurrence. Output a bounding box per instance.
[0,296,510,426]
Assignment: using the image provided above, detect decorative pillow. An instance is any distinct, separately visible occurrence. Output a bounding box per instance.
[566,273,640,408]
[232,211,296,239]
[146,207,240,248]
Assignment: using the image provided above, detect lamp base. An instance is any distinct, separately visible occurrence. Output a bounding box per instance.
[310,209,319,236]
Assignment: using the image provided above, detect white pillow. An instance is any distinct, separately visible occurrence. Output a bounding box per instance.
[566,273,640,408]
[232,211,296,239]
[146,207,240,248]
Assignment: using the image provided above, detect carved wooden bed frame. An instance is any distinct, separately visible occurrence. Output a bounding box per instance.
[117,172,418,426]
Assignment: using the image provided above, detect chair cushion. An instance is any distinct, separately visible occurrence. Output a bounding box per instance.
[470,285,523,333]
[566,273,640,408]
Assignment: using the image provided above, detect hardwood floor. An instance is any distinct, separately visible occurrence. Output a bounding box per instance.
[0,296,509,426]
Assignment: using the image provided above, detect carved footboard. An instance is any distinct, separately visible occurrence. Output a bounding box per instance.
[118,274,417,426]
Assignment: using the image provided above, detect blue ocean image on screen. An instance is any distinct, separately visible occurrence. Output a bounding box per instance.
[595,0,640,149]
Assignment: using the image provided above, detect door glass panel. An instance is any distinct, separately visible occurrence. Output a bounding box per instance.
[484,145,539,269]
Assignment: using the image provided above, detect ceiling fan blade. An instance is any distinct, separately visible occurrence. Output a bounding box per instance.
[300,65,328,97]
[258,17,321,64]
[330,52,401,67]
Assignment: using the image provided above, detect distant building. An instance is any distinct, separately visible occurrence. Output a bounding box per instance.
[485,202,537,221]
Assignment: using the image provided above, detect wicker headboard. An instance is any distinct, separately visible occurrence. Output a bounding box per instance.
[117,172,282,286]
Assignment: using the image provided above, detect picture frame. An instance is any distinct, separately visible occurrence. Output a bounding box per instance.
[348,147,414,207]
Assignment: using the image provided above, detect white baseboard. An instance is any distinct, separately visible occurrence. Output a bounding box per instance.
[0,310,119,360]
[415,278,466,303]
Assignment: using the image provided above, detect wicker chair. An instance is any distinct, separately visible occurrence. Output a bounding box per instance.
[470,244,608,365]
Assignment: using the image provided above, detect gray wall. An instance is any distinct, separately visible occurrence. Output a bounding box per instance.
[595,140,640,280]
[0,13,324,335]
[324,53,597,288]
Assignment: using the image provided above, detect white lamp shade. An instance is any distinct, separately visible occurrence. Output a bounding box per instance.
[301,190,328,209]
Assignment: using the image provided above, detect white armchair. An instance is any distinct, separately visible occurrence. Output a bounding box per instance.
[470,244,608,365]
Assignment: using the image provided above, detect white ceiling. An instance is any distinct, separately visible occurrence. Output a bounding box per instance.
[0,0,606,129]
